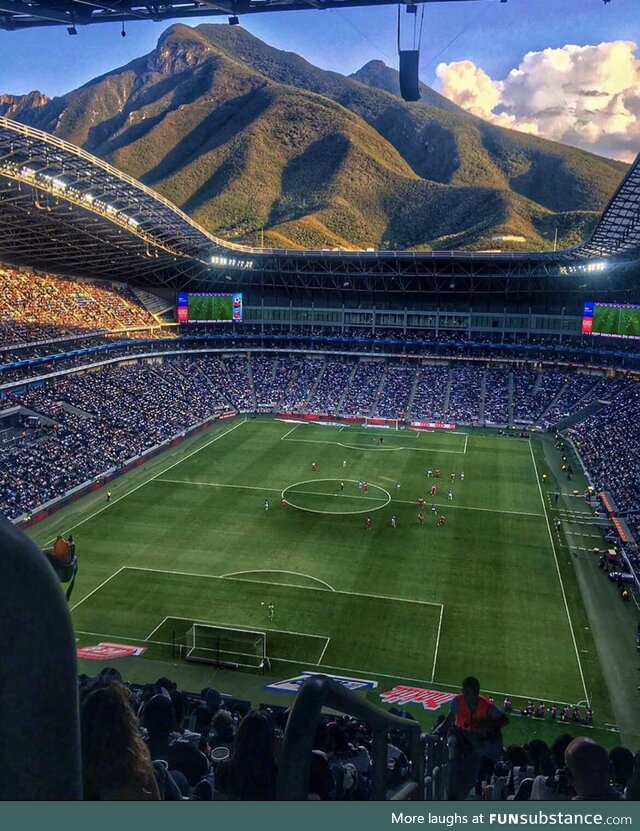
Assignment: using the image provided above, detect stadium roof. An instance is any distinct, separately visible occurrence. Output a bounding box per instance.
[0,116,639,291]
[0,0,563,32]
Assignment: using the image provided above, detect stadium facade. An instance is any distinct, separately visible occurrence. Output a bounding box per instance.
[1,116,640,344]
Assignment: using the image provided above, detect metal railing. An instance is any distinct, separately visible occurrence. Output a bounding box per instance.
[423,734,449,801]
[277,674,424,800]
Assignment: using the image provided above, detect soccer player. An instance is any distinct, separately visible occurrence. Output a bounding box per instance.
[435,468,441,478]
[281,498,287,510]
[448,490,453,501]
[427,468,432,477]
[430,503,437,514]
[264,499,270,511]
[418,497,425,509]
[267,603,274,621]
[311,461,318,472]
[342,458,347,468]
[363,483,369,495]
[106,490,112,503]
[438,515,446,526]
[391,515,397,528]
[542,472,548,484]
[430,484,437,496]
[365,516,372,530]
[340,481,344,492]
[450,472,456,482]
[417,513,424,526]
[460,471,465,481]
[379,436,384,445]
[396,481,401,491]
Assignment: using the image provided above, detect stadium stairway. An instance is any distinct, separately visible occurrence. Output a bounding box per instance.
[478,369,487,424]
[247,357,257,411]
[406,365,421,415]
[336,360,359,413]
[368,362,388,417]
[536,381,569,426]
[553,399,606,431]
[442,367,453,414]
[508,370,515,427]
[131,287,174,321]
[301,358,327,411]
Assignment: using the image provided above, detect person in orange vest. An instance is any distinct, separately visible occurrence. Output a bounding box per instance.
[433,676,508,800]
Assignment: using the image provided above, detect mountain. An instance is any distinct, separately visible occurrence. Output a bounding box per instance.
[4,23,627,251]
[350,59,464,114]
[0,91,50,120]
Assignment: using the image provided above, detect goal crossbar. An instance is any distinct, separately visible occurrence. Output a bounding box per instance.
[185,623,267,669]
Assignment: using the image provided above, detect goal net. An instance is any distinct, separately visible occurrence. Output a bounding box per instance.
[364,417,401,431]
[184,623,266,669]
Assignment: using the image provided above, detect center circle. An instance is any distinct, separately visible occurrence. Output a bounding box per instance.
[281,478,391,515]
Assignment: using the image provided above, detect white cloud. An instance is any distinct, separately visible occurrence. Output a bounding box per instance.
[435,41,640,162]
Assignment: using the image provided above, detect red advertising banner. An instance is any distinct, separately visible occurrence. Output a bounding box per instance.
[77,642,147,661]
[380,685,455,711]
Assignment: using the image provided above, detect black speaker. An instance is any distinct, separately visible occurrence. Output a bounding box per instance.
[399,50,420,102]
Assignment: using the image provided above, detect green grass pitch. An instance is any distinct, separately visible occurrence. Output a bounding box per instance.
[32,417,612,716]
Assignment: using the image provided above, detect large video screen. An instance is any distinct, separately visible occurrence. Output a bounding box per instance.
[582,302,640,340]
[176,292,242,323]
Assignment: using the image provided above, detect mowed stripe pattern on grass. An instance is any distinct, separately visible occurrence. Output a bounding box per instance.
[61,419,592,703]
[71,567,442,680]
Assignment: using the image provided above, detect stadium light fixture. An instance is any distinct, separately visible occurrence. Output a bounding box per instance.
[228,15,239,24]
[67,24,78,35]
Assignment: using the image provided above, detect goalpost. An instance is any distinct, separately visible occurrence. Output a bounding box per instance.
[184,623,267,669]
[363,417,401,431]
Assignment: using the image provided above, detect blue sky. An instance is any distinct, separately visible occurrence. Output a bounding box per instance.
[0,0,637,98]
[1,0,639,160]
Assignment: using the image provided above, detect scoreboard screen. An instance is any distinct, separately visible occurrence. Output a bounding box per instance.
[177,292,242,323]
[582,302,640,340]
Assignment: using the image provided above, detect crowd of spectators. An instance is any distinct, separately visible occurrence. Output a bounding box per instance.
[0,265,157,347]
[542,374,599,425]
[340,361,385,417]
[279,358,325,412]
[512,369,542,423]
[446,366,483,423]
[76,670,413,801]
[0,359,235,519]
[483,369,510,425]
[568,384,640,521]
[411,366,449,420]
[252,355,280,411]
[69,669,640,801]
[375,364,415,419]
[2,350,638,522]
[307,360,354,414]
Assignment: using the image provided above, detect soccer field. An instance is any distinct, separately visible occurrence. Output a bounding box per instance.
[33,418,612,713]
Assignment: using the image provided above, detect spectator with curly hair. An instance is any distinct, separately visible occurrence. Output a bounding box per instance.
[81,681,159,800]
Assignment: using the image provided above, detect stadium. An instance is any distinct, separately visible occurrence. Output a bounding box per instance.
[1,0,640,804]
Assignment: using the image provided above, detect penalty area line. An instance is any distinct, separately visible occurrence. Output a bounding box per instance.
[69,566,126,612]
